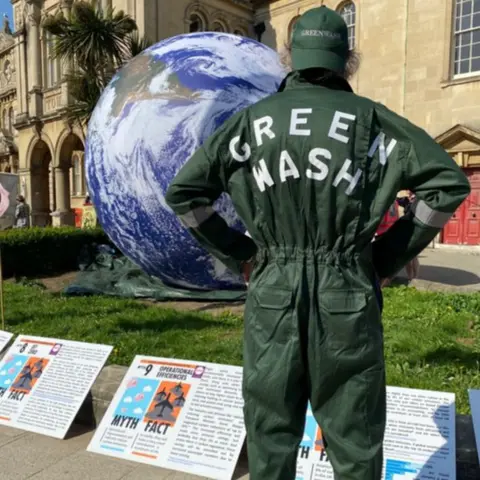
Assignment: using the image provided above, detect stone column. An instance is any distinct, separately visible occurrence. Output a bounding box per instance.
[29,164,51,227]
[60,0,74,106]
[26,1,43,118]
[51,166,74,226]
[14,35,28,118]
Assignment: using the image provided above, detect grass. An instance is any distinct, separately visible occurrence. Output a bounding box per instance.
[2,281,479,414]
[382,286,480,414]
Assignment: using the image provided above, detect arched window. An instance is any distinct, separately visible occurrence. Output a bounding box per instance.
[211,21,226,33]
[72,154,83,196]
[288,16,300,43]
[338,2,356,50]
[8,107,13,132]
[453,0,480,76]
[189,13,204,33]
[1,109,6,129]
[45,31,59,87]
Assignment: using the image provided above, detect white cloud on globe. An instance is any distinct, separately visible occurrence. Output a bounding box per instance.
[86,32,286,290]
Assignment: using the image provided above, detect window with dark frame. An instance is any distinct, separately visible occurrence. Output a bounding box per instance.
[338,2,356,50]
[453,0,480,76]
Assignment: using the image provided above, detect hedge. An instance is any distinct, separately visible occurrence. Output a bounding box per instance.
[0,227,113,278]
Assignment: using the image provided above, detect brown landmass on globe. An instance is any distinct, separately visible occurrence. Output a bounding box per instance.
[110,53,201,117]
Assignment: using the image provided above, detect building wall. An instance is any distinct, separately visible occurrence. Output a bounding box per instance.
[255,0,480,139]
[109,0,253,41]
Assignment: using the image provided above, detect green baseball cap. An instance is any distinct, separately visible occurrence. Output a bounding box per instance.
[291,6,350,74]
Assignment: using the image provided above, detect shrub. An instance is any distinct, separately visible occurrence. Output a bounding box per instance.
[0,227,113,278]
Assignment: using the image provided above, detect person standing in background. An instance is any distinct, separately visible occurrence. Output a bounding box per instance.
[398,193,421,281]
[14,195,30,228]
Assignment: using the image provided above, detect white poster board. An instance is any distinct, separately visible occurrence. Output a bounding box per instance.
[0,330,13,353]
[297,386,456,480]
[0,172,18,229]
[88,356,245,480]
[0,335,112,438]
[469,389,480,464]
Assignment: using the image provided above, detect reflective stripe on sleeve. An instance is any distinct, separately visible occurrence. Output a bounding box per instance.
[411,199,453,228]
[178,206,215,228]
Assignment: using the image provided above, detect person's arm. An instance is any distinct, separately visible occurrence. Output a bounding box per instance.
[165,143,257,277]
[372,111,471,279]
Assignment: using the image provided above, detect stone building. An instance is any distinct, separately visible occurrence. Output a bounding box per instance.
[12,0,84,226]
[10,0,254,228]
[8,0,480,245]
[115,0,254,40]
[0,15,18,175]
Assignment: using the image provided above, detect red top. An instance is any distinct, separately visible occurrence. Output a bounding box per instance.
[376,202,399,236]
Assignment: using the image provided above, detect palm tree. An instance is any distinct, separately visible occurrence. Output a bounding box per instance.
[42,1,153,127]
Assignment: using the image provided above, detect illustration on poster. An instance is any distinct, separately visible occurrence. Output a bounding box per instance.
[299,409,327,461]
[192,365,205,379]
[12,357,48,392]
[49,343,63,356]
[0,355,27,397]
[112,377,158,429]
[110,378,190,435]
[0,354,48,401]
[0,181,10,217]
[145,381,190,426]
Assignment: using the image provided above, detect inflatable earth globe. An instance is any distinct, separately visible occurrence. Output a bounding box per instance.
[86,32,286,290]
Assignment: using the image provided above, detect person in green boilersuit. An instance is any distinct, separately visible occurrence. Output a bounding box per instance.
[165,6,471,480]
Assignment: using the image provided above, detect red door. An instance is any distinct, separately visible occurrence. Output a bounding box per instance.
[464,168,480,245]
[442,167,480,245]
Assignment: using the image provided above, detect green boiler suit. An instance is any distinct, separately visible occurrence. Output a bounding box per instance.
[165,71,471,480]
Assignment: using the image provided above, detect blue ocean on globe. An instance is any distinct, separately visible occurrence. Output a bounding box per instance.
[85,32,286,290]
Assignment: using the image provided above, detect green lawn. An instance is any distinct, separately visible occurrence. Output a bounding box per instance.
[2,282,479,414]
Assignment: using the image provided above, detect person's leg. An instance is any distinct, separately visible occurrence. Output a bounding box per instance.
[405,260,414,281]
[308,288,386,480]
[411,257,420,279]
[405,256,420,282]
[243,279,308,480]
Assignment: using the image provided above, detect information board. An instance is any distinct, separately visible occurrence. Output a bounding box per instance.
[0,335,112,438]
[0,330,13,353]
[88,356,245,480]
[469,389,480,464]
[297,386,456,480]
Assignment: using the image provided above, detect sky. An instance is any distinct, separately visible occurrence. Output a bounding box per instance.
[0,0,13,28]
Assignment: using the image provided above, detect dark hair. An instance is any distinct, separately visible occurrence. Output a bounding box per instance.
[279,42,362,80]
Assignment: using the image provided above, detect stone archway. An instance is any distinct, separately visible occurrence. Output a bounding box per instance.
[54,131,84,226]
[184,3,208,33]
[30,139,53,226]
